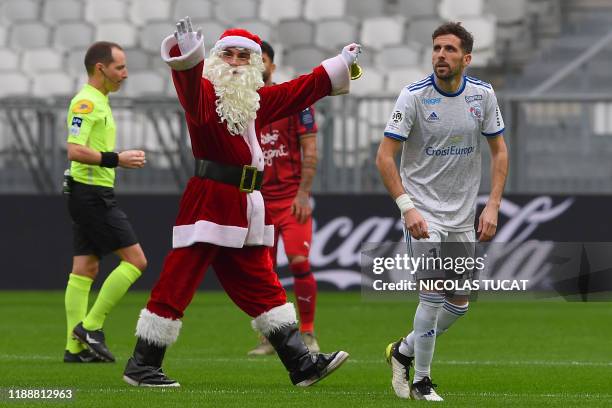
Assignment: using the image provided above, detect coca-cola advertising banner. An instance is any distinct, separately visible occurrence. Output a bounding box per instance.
[1,194,610,290]
[276,195,612,298]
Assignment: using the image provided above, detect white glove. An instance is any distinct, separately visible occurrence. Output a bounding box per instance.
[174,16,203,55]
[341,43,361,66]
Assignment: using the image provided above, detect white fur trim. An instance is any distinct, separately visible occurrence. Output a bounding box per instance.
[251,303,297,336]
[321,54,350,96]
[213,35,261,54]
[161,34,205,71]
[135,308,182,347]
[262,224,274,247]
[173,220,248,248]
[240,120,273,247]
[245,190,266,245]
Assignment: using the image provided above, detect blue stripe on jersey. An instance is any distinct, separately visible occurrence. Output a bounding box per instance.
[384,131,407,141]
[466,76,492,87]
[466,78,492,89]
[408,76,433,88]
[482,128,505,137]
[408,81,433,92]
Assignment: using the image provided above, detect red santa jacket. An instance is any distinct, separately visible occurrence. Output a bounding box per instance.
[161,35,349,249]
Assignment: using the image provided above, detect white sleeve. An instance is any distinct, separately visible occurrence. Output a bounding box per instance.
[384,88,416,141]
[481,88,505,137]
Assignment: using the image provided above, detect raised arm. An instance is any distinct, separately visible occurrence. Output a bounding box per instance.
[160,17,210,124]
[257,44,361,126]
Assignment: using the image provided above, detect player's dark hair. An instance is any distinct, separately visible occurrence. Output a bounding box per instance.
[260,41,275,62]
[432,22,474,54]
[84,41,123,76]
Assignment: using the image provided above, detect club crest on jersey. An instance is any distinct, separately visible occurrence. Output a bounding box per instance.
[426,111,440,121]
[469,105,483,120]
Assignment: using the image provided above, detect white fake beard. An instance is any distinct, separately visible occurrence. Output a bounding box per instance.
[203,52,265,135]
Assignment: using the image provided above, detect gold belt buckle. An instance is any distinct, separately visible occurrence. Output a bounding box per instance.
[239,165,258,193]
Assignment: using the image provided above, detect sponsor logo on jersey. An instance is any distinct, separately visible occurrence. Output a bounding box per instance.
[422,97,442,105]
[426,111,440,121]
[425,144,474,157]
[72,99,94,114]
[260,130,280,145]
[263,145,289,166]
[465,94,483,103]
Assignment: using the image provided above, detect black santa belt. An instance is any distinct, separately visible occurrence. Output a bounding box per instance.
[194,159,263,193]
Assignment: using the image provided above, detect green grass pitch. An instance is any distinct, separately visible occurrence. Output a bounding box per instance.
[1,291,611,407]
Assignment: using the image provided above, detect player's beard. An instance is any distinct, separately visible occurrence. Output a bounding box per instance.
[203,51,265,136]
[433,62,461,81]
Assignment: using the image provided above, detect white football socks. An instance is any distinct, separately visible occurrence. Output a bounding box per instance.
[398,297,469,384]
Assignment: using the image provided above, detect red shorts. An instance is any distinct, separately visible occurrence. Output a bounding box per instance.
[266,196,312,261]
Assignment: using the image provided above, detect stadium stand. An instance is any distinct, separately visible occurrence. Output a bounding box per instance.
[304,0,346,21]
[345,0,386,19]
[123,72,167,96]
[173,0,214,21]
[278,19,314,47]
[130,0,173,27]
[0,72,30,97]
[1,0,39,22]
[22,49,63,73]
[438,0,485,19]
[6,0,611,194]
[53,22,95,51]
[314,18,358,51]
[0,48,19,70]
[215,0,259,23]
[96,22,138,48]
[361,17,405,50]
[0,0,560,98]
[42,0,84,24]
[84,0,127,22]
[259,0,302,24]
[9,23,50,49]
[376,44,421,69]
[32,72,75,97]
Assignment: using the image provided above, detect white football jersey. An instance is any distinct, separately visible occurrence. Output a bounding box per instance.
[384,74,505,231]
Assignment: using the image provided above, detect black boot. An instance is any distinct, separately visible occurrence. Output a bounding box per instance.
[123,337,179,387]
[267,324,349,386]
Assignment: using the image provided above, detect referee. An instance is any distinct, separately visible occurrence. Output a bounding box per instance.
[63,42,147,363]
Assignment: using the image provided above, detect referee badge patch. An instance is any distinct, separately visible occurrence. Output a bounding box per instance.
[70,117,83,136]
[72,99,94,114]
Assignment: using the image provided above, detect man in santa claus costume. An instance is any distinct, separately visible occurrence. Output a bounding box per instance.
[122,17,361,388]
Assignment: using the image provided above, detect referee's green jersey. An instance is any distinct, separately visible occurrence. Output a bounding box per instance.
[67,84,117,188]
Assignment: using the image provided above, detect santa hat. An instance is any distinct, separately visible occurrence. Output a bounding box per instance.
[212,28,262,55]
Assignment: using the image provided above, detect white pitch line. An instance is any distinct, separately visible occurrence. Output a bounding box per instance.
[2,354,611,368]
[48,388,612,399]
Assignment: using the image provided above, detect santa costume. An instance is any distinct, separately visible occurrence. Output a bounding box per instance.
[123,19,359,387]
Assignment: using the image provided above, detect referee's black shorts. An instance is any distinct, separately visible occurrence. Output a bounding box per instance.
[67,181,138,258]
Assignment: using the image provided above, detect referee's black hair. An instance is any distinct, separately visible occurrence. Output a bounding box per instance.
[84,41,123,76]
[432,22,474,54]
[261,41,275,62]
